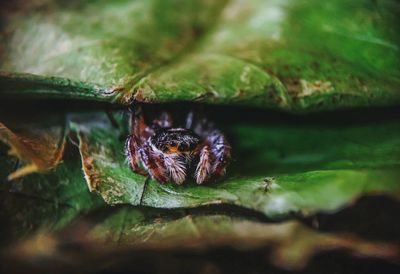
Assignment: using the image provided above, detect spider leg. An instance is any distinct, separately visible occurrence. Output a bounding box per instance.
[195,130,231,184]
[190,114,231,183]
[126,104,153,175]
[195,145,213,184]
[208,130,231,178]
[140,141,187,185]
[139,142,169,184]
[192,117,215,139]
[185,111,194,129]
[153,111,173,129]
[164,154,187,185]
[125,134,147,176]
[131,104,154,142]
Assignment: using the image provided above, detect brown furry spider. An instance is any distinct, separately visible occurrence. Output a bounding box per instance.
[125,105,231,185]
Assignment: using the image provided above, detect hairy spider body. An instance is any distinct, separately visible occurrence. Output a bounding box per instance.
[151,128,201,154]
[125,106,231,185]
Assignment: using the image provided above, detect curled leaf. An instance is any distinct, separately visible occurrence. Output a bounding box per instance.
[70,113,145,204]
[0,117,66,180]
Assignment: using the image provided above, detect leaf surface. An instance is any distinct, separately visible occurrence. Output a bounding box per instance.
[0,0,399,111]
[73,110,400,218]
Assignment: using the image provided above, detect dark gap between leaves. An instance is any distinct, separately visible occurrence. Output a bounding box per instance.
[302,195,400,245]
[1,99,400,123]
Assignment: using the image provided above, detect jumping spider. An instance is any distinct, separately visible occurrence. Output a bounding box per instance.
[125,105,231,185]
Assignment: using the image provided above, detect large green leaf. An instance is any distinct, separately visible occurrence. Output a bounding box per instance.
[71,108,400,218]
[1,0,399,111]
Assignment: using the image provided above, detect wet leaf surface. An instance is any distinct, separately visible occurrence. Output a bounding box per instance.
[1,0,399,111]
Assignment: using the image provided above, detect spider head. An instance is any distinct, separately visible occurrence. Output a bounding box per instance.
[150,128,201,155]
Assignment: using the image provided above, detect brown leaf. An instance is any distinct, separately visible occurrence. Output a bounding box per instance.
[0,117,66,180]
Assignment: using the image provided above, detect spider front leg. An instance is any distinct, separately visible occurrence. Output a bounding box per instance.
[139,142,170,184]
[195,145,213,184]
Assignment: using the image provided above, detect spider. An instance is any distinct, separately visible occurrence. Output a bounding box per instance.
[125,105,231,185]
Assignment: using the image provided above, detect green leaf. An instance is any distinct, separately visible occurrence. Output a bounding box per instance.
[1,0,399,111]
[0,72,114,102]
[73,110,400,218]
[0,148,103,241]
[0,0,227,103]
